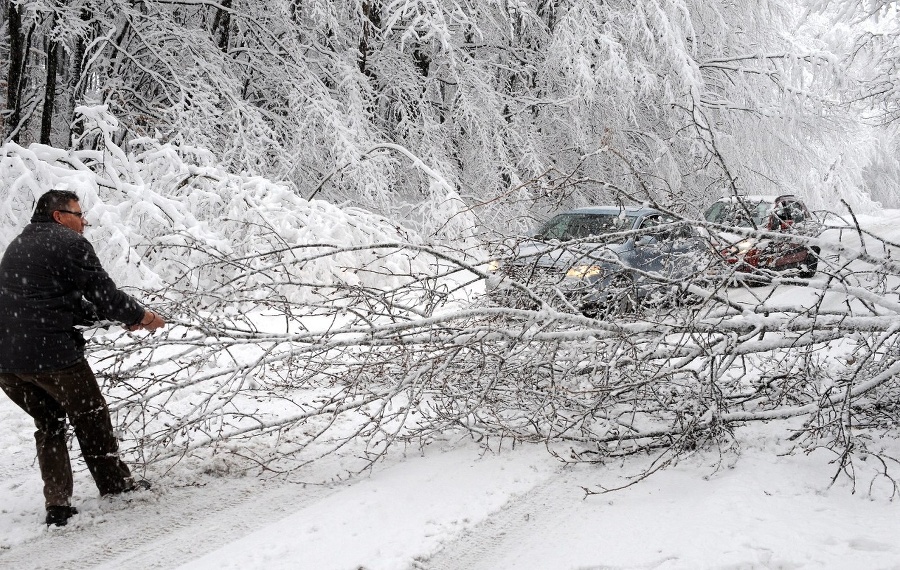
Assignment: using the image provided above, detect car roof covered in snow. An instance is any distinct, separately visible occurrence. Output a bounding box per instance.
[712,194,798,204]
[563,205,662,216]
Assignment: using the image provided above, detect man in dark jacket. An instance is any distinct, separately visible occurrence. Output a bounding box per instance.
[0,190,165,527]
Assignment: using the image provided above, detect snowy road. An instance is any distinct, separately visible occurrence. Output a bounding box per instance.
[0,473,337,569]
[0,440,562,570]
[418,438,900,570]
[3,433,899,570]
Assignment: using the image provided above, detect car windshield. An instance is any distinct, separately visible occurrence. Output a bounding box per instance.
[704,199,771,228]
[534,213,637,241]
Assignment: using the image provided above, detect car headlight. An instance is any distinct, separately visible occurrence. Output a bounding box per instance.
[487,259,502,272]
[566,264,604,279]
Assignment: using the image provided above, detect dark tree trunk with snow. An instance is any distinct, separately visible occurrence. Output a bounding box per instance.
[210,0,232,52]
[40,29,59,145]
[5,2,26,142]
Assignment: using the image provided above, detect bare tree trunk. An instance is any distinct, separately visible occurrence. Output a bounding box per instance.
[67,7,92,144]
[40,20,59,145]
[6,2,24,142]
[358,1,380,79]
[210,0,232,52]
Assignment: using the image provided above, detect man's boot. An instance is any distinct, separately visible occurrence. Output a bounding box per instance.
[45,505,78,527]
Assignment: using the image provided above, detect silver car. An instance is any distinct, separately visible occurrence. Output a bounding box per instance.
[488,206,709,316]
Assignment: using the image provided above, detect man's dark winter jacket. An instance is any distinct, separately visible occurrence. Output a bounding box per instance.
[0,222,145,373]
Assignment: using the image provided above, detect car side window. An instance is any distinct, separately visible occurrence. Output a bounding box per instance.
[774,200,806,226]
[536,216,569,240]
[788,201,806,223]
[775,204,791,222]
[640,214,691,240]
[640,215,662,230]
[638,215,664,242]
[569,217,607,239]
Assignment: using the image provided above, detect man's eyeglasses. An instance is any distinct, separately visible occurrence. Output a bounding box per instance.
[56,209,86,219]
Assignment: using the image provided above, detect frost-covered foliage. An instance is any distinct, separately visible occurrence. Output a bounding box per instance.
[89,201,900,496]
[801,1,900,208]
[0,106,439,308]
[2,0,888,241]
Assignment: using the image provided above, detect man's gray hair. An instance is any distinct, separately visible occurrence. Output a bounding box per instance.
[31,190,80,223]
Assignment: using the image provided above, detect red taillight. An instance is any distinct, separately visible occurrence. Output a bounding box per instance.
[743,248,760,266]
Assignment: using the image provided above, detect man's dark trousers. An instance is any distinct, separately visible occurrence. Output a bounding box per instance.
[0,359,133,507]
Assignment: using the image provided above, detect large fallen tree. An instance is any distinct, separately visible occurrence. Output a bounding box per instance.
[90,214,900,497]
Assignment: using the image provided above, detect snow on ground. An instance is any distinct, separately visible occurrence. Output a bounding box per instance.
[2,212,900,569]
[1,408,898,569]
[180,427,900,570]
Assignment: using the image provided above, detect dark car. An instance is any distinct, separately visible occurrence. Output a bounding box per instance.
[703,194,821,281]
[487,206,710,316]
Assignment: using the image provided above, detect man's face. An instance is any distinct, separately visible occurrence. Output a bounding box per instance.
[52,200,87,235]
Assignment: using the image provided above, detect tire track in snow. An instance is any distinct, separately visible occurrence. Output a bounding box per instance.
[415,465,682,570]
[414,466,584,570]
[0,476,338,570]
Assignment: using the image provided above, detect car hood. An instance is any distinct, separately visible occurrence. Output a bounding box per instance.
[511,239,630,269]
[710,230,756,247]
[708,220,823,246]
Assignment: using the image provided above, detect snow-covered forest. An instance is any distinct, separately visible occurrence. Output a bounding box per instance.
[3,0,900,520]
[7,0,900,221]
